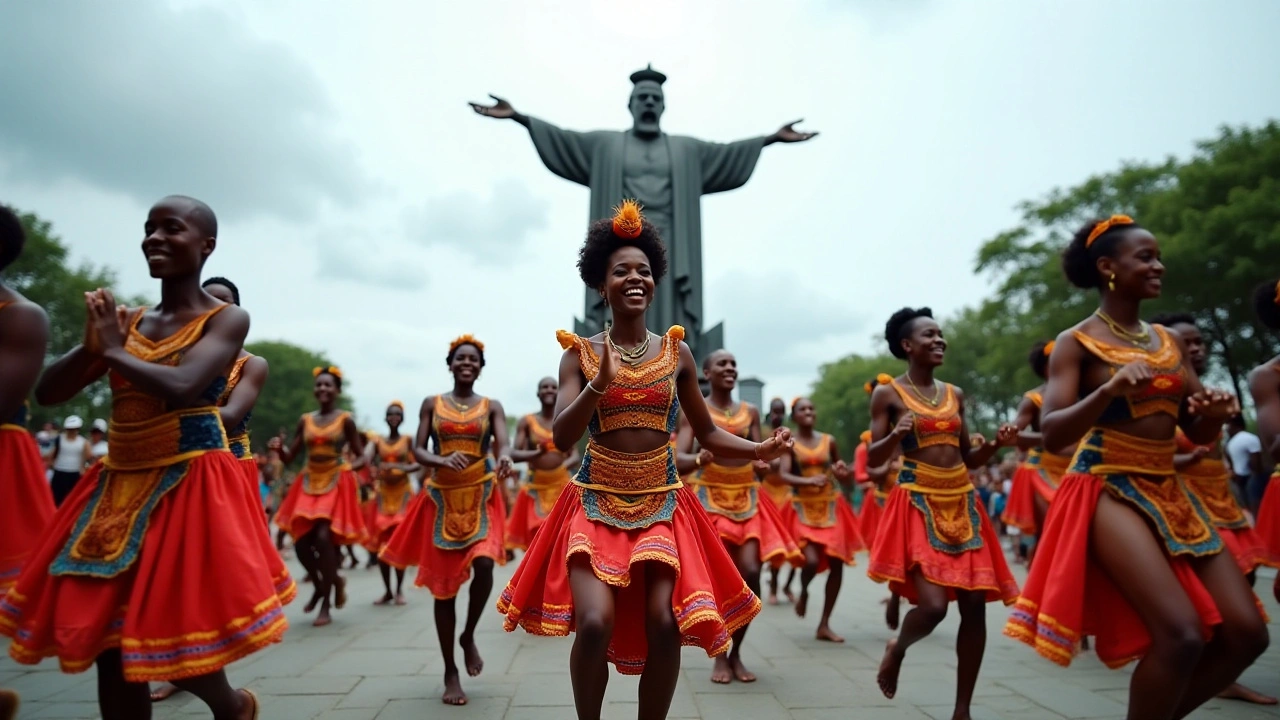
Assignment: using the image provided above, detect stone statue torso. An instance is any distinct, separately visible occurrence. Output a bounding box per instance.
[622,133,673,238]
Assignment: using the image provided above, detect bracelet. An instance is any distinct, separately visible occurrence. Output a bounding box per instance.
[754,443,764,461]
[586,381,605,395]
[695,455,702,468]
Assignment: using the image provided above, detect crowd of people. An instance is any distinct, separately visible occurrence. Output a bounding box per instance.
[2,199,1280,720]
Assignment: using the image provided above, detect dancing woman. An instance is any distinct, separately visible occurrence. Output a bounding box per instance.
[506,377,579,551]
[3,196,291,720]
[497,202,791,720]
[0,206,54,595]
[1248,279,1280,604]
[676,350,801,683]
[380,335,514,706]
[1004,217,1266,720]
[776,397,864,642]
[271,366,367,627]
[362,401,420,606]
[866,306,1019,719]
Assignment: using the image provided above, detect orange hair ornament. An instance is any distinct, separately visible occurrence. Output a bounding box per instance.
[1043,340,1055,357]
[312,365,343,379]
[1085,215,1135,248]
[863,381,874,394]
[859,430,872,444]
[449,334,485,355]
[790,396,803,411]
[388,399,405,410]
[876,373,894,385]
[611,199,644,239]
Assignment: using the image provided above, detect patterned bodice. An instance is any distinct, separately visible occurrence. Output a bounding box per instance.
[217,354,253,439]
[557,326,683,437]
[303,411,350,467]
[792,433,832,478]
[890,380,962,452]
[709,402,753,439]
[374,433,414,482]
[431,396,491,457]
[525,413,554,450]
[109,306,230,425]
[1075,325,1185,423]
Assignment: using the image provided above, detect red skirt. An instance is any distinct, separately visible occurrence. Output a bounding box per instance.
[1252,472,1280,556]
[760,474,791,512]
[857,487,888,545]
[0,451,295,681]
[505,466,571,551]
[776,489,865,572]
[497,442,761,675]
[1002,460,1041,535]
[1004,429,1226,668]
[0,426,55,592]
[687,463,802,566]
[361,481,414,554]
[381,460,506,599]
[867,460,1018,605]
[1182,459,1278,574]
[273,467,367,545]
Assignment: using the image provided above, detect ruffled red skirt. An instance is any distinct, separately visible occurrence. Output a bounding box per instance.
[867,460,1018,605]
[1253,472,1280,557]
[1182,460,1278,574]
[0,427,55,592]
[273,468,367,545]
[857,488,887,547]
[1002,462,1041,535]
[776,492,865,573]
[497,443,761,675]
[687,464,802,566]
[506,466,571,551]
[361,484,414,554]
[0,451,295,681]
[380,462,506,600]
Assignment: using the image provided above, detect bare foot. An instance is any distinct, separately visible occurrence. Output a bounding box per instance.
[885,594,901,631]
[303,585,323,613]
[395,592,407,606]
[334,576,348,609]
[730,655,756,683]
[373,592,394,606]
[442,669,468,705]
[877,638,903,699]
[313,609,332,627]
[794,588,809,618]
[0,689,18,720]
[815,625,845,643]
[236,689,259,720]
[460,633,484,677]
[767,592,779,606]
[1218,682,1279,705]
[710,655,733,684]
[149,682,182,702]
[783,588,796,604]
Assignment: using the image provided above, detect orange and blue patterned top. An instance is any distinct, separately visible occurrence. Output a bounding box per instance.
[889,380,962,453]
[431,396,491,457]
[557,326,683,437]
[218,354,254,459]
[1074,325,1185,423]
[709,402,752,440]
[525,413,554,450]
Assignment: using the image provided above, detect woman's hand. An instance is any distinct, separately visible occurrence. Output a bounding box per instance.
[754,427,793,462]
[85,289,127,353]
[993,423,1018,447]
[696,448,714,468]
[496,456,515,481]
[1103,361,1154,398]
[891,412,915,439]
[1187,389,1239,421]
[442,452,471,472]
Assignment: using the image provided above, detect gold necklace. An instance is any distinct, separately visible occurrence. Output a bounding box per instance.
[605,322,652,367]
[1094,310,1150,346]
[905,374,941,407]
[448,393,473,410]
[709,400,738,419]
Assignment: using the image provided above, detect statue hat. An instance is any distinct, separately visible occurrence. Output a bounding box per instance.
[629,64,667,86]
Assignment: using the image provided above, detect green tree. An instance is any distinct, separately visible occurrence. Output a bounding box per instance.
[246,340,355,453]
[5,208,149,427]
[809,352,898,453]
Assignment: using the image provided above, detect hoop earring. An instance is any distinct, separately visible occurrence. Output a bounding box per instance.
[1108,273,1116,292]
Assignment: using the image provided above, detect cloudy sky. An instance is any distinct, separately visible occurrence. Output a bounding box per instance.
[2,0,1277,433]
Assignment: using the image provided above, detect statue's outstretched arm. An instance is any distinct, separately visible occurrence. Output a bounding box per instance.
[764,119,818,146]
[469,94,531,128]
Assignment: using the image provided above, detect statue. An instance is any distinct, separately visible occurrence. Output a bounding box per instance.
[471,65,817,361]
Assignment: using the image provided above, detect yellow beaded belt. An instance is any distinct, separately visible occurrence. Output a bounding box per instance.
[228,433,252,460]
[1071,428,1176,477]
[105,407,228,470]
[572,440,682,496]
[897,460,973,496]
[690,461,755,487]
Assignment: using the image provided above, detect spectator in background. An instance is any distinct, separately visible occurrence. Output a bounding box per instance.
[87,419,108,465]
[34,421,57,479]
[44,415,88,506]
[1225,415,1265,512]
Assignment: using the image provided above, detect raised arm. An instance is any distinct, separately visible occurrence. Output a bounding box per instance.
[470,96,597,187]
[956,387,1015,469]
[1013,395,1042,450]
[35,296,108,405]
[274,416,306,465]
[677,343,788,461]
[868,384,910,467]
[219,355,268,431]
[552,346,605,452]
[1041,332,1150,454]
[0,302,48,420]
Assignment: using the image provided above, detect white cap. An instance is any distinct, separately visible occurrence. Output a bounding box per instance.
[64,415,83,430]
[92,418,108,433]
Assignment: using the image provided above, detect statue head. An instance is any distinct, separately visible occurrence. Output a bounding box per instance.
[628,65,666,137]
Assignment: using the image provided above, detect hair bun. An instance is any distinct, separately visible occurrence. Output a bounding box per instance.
[611,200,644,239]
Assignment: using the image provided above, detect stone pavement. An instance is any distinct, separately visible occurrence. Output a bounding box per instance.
[4,550,1280,719]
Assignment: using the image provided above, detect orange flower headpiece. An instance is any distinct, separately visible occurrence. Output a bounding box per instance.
[1043,340,1056,357]
[790,396,804,411]
[876,373,894,385]
[1085,215,1135,248]
[863,381,874,394]
[313,365,343,379]
[388,399,405,410]
[611,199,644,239]
[449,334,485,355]
[859,430,872,444]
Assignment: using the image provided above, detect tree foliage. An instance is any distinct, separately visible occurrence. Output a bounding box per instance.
[810,121,1280,437]
[809,352,898,452]
[6,209,148,427]
[245,340,355,452]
